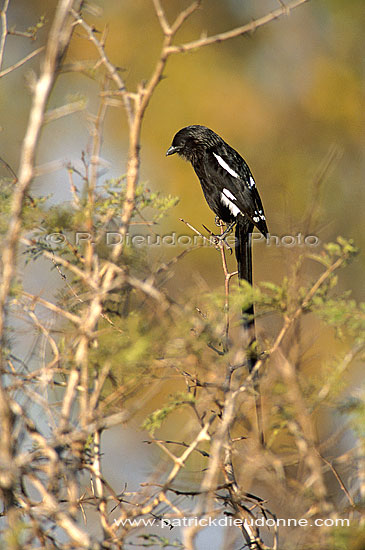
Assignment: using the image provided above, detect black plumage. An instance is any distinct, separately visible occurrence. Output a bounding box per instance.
[166,125,268,282]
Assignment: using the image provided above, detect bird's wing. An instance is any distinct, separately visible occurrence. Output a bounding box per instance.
[206,149,268,235]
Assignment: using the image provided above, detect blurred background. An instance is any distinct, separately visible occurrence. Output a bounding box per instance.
[0,1,363,547]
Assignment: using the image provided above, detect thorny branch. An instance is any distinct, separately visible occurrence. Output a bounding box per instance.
[0,0,83,342]
[165,0,310,54]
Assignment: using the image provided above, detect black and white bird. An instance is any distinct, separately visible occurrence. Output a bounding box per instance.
[166,125,268,285]
[166,125,268,445]
[167,125,268,442]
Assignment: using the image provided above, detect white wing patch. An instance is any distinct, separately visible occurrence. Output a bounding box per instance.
[222,187,236,201]
[249,176,256,188]
[221,192,240,217]
[213,152,239,178]
[253,209,266,223]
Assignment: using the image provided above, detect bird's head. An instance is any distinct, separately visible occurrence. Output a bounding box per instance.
[166,125,216,162]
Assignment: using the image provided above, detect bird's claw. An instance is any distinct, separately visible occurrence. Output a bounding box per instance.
[210,233,233,254]
[202,222,234,253]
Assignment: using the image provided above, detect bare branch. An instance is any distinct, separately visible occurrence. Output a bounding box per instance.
[0,0,83,344]
[318,452,356,509]
[152,0,172,36]
[0,0,10,71]
[21,291,82,326]
[70,9,133,125]
[0,46,44,79]
[171,1,202,34]
[43,97,86,123]
[166,0,310,54]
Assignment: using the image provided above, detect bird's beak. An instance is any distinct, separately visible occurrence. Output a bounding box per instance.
[166,145,178,156]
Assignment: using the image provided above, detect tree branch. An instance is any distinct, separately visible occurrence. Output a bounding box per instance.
[166,0,310,54]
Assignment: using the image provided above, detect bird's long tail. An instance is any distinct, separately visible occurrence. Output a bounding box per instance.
[235,217,254,339]
[235,218,264,445]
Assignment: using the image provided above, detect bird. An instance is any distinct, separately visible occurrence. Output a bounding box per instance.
[167,125,268,444]
[166,125,268,285]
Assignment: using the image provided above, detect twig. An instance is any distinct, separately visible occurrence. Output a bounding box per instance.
[0,0,9,71]
[166,0,310,54]
[318,452,356,509]
[217,222,237,352]
[152,0,171,36]
[43,97,85,123]
[70,9,132,125]
[21,291,82,325]
[0,46,44,78]
[303,145,342,234]
[0,155,17,181]
[145,439,210,458]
